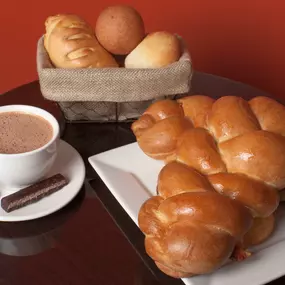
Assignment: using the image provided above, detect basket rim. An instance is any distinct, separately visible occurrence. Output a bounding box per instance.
[37,34,192,72]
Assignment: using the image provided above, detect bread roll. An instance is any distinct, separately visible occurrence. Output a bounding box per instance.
[133,95,285,190]
[44,14,118,68]
[132,95,285,277]
[95,5,145,55]
[124,32,181,68]
[139,162,253,277]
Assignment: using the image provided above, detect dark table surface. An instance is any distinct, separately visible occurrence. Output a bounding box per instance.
[0,71,284,285]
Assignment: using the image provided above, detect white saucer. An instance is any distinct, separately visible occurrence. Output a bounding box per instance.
[0,140,85,222]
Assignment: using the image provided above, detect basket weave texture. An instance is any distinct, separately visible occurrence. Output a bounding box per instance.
[36,36,193,122]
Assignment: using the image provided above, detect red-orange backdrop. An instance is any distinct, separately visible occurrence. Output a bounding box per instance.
[1,0,285,99]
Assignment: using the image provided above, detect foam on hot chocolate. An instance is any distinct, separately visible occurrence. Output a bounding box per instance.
[0,111,53,154]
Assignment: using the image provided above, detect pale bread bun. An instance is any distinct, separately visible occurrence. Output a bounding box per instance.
[124,32,181,68]
[95,5,145,55]
[44,14,118,68]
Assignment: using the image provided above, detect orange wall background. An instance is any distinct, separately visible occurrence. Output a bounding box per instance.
[1,0,285,99]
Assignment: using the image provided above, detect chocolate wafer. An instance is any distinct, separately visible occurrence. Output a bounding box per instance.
[1,174,68,213]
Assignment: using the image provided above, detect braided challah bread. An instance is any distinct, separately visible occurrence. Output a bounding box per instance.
[132,95,285,278]
[44,14,118,68]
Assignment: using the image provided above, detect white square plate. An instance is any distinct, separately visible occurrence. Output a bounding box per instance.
[89,142,285,285]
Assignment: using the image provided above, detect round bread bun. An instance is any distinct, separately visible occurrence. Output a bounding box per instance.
[95,5,145,55]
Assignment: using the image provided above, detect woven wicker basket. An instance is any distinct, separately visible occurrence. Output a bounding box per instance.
[36,36,193,122]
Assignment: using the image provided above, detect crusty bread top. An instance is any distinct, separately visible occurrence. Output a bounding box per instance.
[44,14,118,68]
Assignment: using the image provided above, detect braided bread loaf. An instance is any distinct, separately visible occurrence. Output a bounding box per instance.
[44,14,118,68]
[132,95,285,278]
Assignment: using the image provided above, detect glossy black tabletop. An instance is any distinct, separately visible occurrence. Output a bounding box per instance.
[0,71,284,285]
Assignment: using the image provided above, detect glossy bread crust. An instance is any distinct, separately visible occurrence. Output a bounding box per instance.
[132,95,285,278]
[44,14,118,68]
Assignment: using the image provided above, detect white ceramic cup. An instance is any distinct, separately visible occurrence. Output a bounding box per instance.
[0,105,60,189]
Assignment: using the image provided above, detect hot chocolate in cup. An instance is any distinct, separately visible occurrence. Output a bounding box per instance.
[0,105,60,190]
